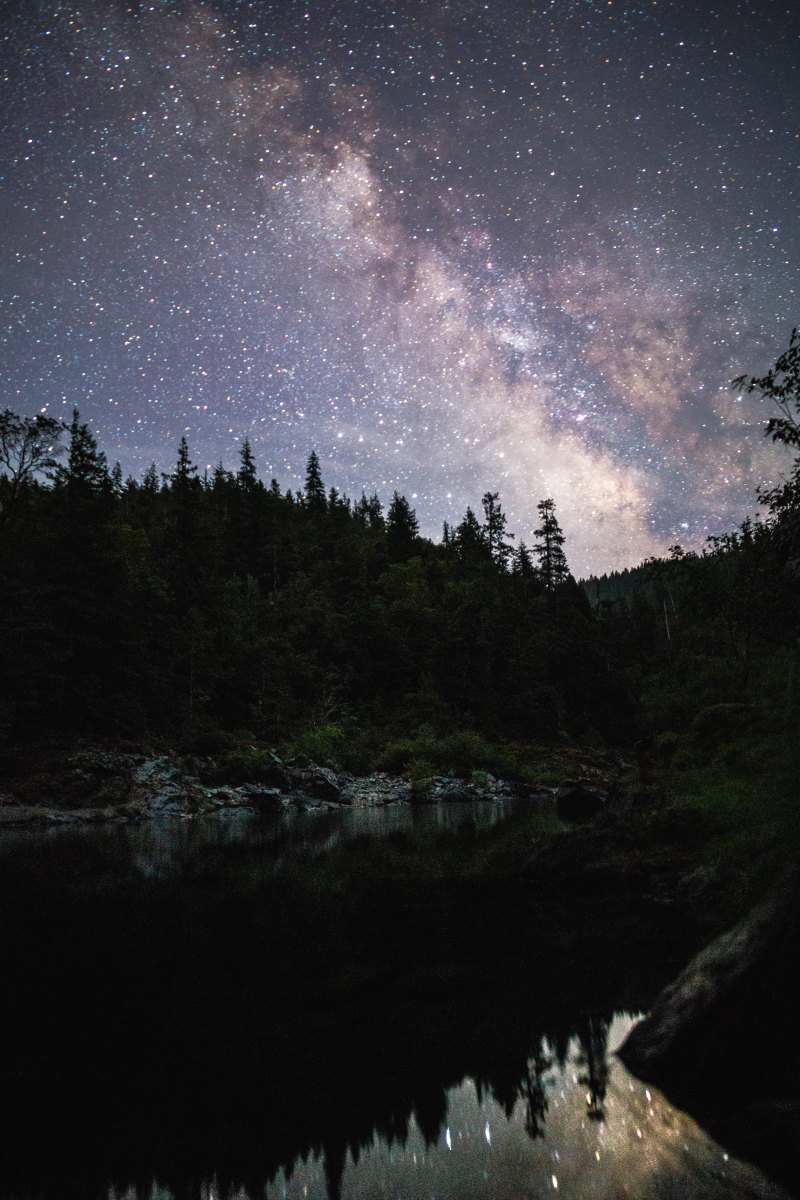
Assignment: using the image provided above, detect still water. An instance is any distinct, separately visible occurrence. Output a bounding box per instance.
[0,803,792,1200]
[99,1019,791,1200]
[0,794,526,874]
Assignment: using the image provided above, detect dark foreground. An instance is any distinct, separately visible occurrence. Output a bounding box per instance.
[0,816,703,1200]
[1,810,798,1200]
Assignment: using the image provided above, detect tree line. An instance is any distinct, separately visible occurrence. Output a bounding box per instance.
[1,407,632,763]
[2,329,799,774]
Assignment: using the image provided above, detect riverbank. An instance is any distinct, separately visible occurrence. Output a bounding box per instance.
[1,737,790,928]
[0,737,619,824]
[2,735,799,1196]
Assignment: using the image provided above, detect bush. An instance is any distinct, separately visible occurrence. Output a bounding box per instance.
[406,757,436,797]
[216,746,283,784]
[285,722,347,766]
[377,727,514,778]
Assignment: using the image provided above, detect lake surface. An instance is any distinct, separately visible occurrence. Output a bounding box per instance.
[0,793,529,873]
[0,802,792,1200]
[96,1017,793,1200]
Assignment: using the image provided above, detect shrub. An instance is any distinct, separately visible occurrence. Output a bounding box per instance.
[216,746,283,784]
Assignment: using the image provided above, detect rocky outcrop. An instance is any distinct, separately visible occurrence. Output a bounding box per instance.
[0,745,559,826]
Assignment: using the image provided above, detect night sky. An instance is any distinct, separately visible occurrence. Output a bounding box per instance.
[1,0,797,575]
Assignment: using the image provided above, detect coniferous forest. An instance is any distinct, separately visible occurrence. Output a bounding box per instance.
[2,334,800,1200]
[0,409,621,763]
[1,332,800,793]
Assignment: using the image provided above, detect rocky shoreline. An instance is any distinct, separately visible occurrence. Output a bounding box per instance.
[0,743,610,828]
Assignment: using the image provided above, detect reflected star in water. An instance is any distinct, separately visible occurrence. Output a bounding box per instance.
[259,1013,791,1200]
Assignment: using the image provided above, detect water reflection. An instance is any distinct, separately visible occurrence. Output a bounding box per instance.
[0,795,527,877]
[0,812,790,1200]
[102,1018,790,1200]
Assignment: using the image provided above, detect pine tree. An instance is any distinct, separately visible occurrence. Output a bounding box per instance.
[57,408,109,498]
[169,436,198,497]
[237,438,258,491]
[533,498,569,587]
[513,540,535,577]
[386,491,420,560]
[142,462,160,495]
[211,461,233,491]
[110,461,124,497]
[304,450,326,511]
[355,491,385,529]
[453,505,489,565]
[481,490,514,569]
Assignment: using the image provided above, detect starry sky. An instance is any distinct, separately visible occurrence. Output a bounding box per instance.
[1,0,798,575]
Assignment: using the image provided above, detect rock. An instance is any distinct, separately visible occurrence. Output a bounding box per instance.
[67,749,125,776]
[238,785,283,812]
[510,782,557,803]
[309,765,341,799]
[147,791,188,814]
[206,788,240,808]
[555,780,607,823]
[432,780,473,803]
[341,774,412,805]
[286,764,341,802]
[133,757,176,784]
[618,880,800,1194]
[289,792,323,810]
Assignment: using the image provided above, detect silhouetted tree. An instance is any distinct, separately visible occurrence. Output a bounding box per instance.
[56,408,109,499]
[453,505,488,566]
[304,450,326,511]
[0,408,63,529]
[534,498,568,587]
[386,491,419,560]
[237,438,258,491]
[481,490,514,569]
[168,436,198,497]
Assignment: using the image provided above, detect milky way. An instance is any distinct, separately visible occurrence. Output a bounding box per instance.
[1,0,797,574]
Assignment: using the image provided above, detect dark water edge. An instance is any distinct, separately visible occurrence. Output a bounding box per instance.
[0,815,789,1200]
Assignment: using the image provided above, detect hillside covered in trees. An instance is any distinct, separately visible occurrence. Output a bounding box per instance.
[1,332,799,788]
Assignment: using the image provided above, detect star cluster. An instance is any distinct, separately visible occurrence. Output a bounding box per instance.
[1,0,797,574]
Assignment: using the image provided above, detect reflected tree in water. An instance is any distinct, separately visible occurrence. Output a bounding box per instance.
[523,1041,552,1140]
[413,1084,448,1148]
[575,1015,611,1121]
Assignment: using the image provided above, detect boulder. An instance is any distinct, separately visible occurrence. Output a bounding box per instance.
[238,785,283,812]
[340,774,412,805]
[432,780,473,803]
[287,765,341,802]
[618,879,800,1194]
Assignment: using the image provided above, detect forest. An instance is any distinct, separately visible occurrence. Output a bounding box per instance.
[1,333,800,796]
[2,335,800,1200]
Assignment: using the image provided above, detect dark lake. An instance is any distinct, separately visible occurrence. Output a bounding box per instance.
[0,803,791,1200]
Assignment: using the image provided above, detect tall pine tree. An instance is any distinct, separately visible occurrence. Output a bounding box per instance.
[534,498,569,587]
[481,491,514,569]
[57,408,109,499]
[304,450,326,511]
[386,492,420,560]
